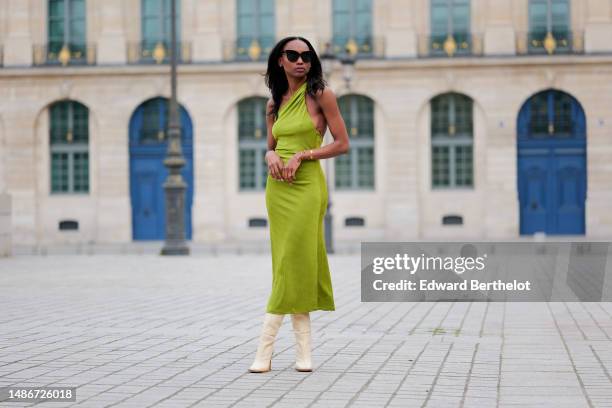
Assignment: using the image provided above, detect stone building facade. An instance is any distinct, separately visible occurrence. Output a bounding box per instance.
[1,0,611,253]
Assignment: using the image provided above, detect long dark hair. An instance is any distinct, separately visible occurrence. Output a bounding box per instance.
[265,36,327,119]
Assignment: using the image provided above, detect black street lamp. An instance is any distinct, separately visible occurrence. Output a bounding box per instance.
[320,42,336,78]
[340,51,356,91]
[160,0,189,255]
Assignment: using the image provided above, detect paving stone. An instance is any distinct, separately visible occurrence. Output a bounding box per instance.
[0,254,610,408]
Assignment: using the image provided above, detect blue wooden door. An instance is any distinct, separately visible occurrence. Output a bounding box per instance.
[517,90,586,235]
[129,98,193,240]
[518,152,549,234]
[553,152,586,233]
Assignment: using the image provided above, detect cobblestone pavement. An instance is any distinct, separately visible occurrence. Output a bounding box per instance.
[0,254,611,408]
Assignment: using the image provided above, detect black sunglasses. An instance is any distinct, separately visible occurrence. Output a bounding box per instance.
[282,50,313,63]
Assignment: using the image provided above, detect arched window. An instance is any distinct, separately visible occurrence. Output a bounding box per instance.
[140,0,181,63]
[49,100,89,193]
[46,0,87,65]
[236,0,275,61]
[518,89,585,139]
[332,0,373,57]
[131,97,190,145]
[431,93,473,188]
[430,0,471,56]
[528,0,571,54]
[141,98,164,143]
[335,95,374,189]
[238,97,268,190]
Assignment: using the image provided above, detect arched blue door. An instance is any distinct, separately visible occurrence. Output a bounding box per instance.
[517,89,586,235]
[129,97,193,240]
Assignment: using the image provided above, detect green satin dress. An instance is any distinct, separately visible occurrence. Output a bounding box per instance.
[265,82,335,314]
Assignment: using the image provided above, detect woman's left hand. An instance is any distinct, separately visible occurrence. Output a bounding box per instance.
[283,153,302,184]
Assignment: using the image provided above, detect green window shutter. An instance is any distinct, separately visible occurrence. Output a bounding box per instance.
[529,0,570,46]
[259,0,275,53]
[141,0,180,59]
[430,0,471,54]
[430,0,470,34]
[454,94,473,135]
[238,97,268,190]
[356,95,374,137]
[48,0,65,54]
[355,0,372,43]
[237,0,255,38]
[333,0,350,38]
[238,98,256,139]
[432,145,450,187]
[529,0,549,33]
[332,0,372,55]
[431,96,450,136]
[454,145,473,186]
[431,93,473,188]
[236,0,254,58]
[336,95,375,190]
[50,101,89,193]
[452,0,470,35]
[238,98,267,140]
[51,152,70,192]
[142,0,162,45]
[47,0,87,62]
[334,153,352,189]
[69,0,86,45]
[239,149,256,189]
[551,0,570,35]
[72,102,89,143]
[357,146,374,188]
[50,102,69,144]
[431,0,448,36]
[236,0,274,60]
[73,151,89,192]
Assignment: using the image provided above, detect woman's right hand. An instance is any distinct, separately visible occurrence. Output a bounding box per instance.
[265,150,284,181]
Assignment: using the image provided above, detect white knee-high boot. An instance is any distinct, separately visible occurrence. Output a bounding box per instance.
[291,313,312,372]
[248,312,284,373]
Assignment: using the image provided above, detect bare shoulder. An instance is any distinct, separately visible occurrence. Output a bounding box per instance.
[313,87,337,104]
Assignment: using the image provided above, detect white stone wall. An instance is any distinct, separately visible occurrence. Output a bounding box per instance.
[0,0,611,248]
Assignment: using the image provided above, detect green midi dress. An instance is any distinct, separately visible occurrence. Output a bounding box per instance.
[265,82,336,314]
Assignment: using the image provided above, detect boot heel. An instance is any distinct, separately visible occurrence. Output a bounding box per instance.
[248,358,272,373]
[249,313,284,373]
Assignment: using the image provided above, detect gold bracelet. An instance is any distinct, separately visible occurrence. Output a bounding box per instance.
[309,149,314,160]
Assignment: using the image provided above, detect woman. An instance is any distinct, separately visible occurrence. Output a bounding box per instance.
[248,36,350,373]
